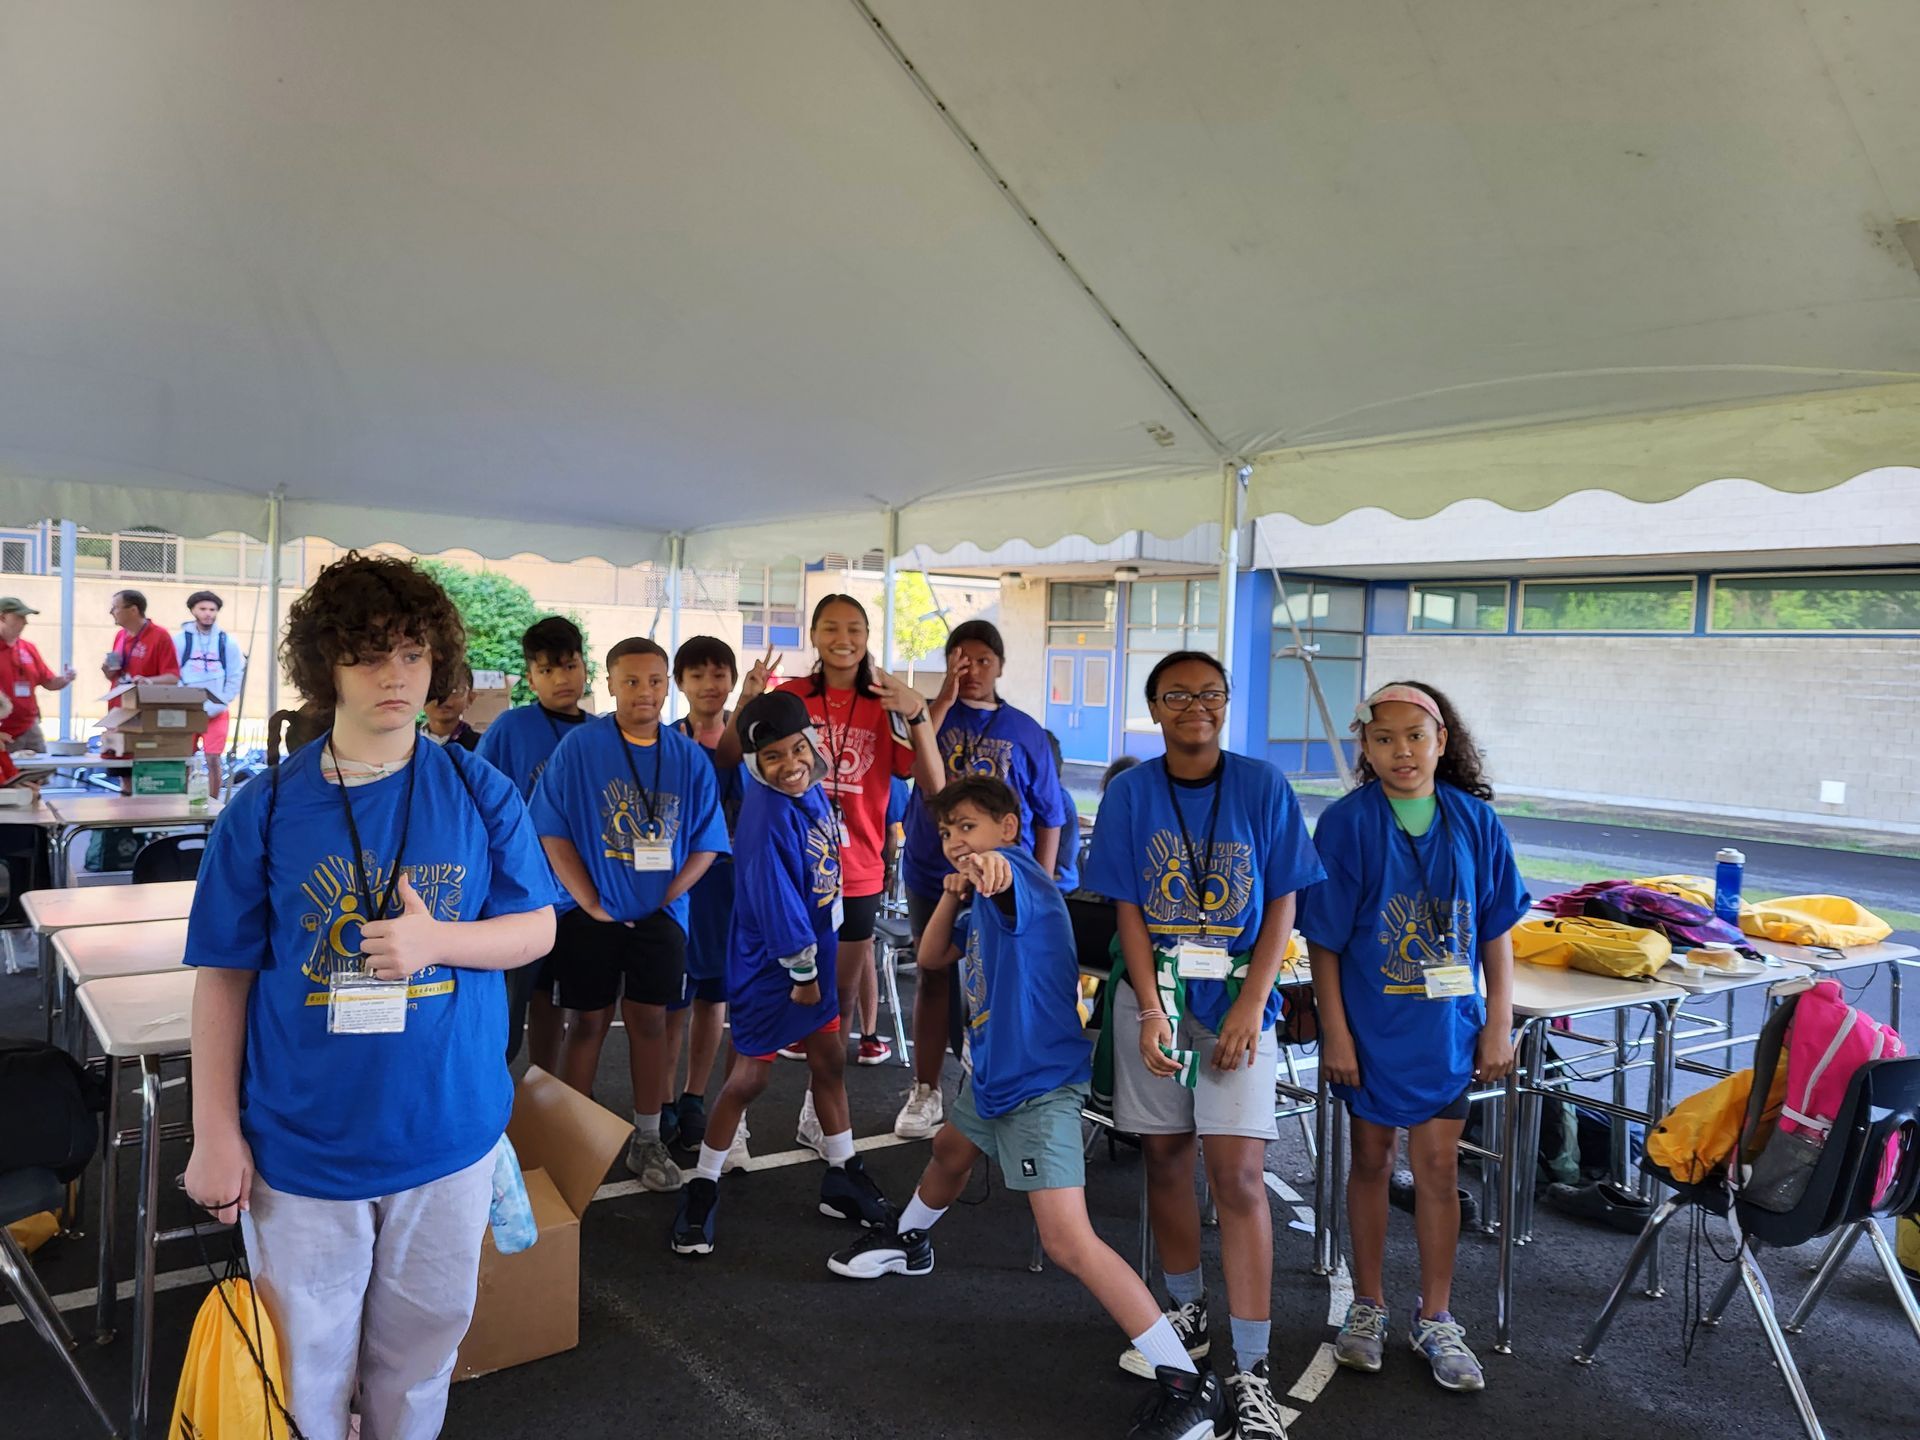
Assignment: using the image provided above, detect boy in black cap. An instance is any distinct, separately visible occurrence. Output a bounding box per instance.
[671,689,892,1257]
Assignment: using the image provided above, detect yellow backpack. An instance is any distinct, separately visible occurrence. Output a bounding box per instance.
[169,1278,295,1439]
[1900,1212,1920,1282]
[1739,895,1893,950]
[1645,1063,1789,1187]
[1512,915,1671,979]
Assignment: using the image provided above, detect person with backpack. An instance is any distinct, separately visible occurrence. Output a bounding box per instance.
[178,590,247,798]
[181,552,561,1440]
[1302,682,1530,1393]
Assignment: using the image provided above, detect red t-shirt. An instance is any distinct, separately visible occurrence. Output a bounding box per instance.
[778,677,913,898]
[109,623,181,707]
[0,637,52,739]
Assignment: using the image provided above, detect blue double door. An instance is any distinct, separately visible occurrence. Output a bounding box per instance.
[1044,649,1113,764]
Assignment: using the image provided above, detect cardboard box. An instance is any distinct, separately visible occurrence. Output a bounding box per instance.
[103,681,215,715]
[466,671,514,733]
[97,706,210,741]
[131,760,187,795]
[101,731,201,759]
[454,1067,631,1381]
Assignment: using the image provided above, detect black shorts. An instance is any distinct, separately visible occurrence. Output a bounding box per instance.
[555,907,687,1011]
[908,886,968,1062]
[838,891,884,944]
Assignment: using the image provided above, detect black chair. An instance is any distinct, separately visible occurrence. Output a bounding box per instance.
[1576,1055,1920,1439]
[0,821,53,927]
[130,834,206,885]
[0,1167,122,1438]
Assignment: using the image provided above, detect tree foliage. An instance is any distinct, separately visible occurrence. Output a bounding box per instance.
[419,558,593,701]
[876,572,951,679]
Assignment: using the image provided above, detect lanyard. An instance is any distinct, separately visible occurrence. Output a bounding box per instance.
[119,621,148,663]
[816,686,858,823]
[183,627,218,668]
[328,735,420,943]
[954,702,1004,775]
[1390,792,1460,947]
[1162,754,1225,924]
[618,726,667,836]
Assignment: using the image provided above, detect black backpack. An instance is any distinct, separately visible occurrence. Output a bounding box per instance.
[0,1037,106,1182]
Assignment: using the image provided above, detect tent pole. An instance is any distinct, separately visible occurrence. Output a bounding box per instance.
[264,493,282,721]
[881,508,899,673]
[57,518,76,741]
[667,533,684,723]
[1217,462,1245,667]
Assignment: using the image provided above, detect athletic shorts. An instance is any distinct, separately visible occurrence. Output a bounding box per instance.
[504,948,559,1064]
[555,907,686,1011]
[667,974,728,1013]
[197,710,232,754]
[1347,1088,1473,1128]
[908,887,967,1060]
[838,891,883,944]
[950,1080,1089,1192]
[747,1015,841,1065]
[1111,980,1279,1142]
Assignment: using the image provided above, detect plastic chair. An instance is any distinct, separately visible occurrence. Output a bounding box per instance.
[130,834,206,885]
[0,1166,123,1438]
[1575,1056,1920,1440]
[871,911,914,1069]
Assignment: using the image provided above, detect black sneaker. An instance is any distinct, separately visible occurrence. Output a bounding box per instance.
[827,1226,934,1279]
[676,1095,708,1153]
[818,1156,894,1228]
[1217,1361,1287,1440]
[1129,1366,1224,1440]
[1119,1295,1210,1378]
[671,1177,717,1257]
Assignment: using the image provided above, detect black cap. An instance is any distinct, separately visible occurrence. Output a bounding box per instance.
[737,690,813,754]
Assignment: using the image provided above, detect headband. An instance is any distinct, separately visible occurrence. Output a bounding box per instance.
[1353,683,1444,730]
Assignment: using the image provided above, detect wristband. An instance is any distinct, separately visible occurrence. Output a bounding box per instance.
[906,709,929,726]
[1135,1008,1169,1022]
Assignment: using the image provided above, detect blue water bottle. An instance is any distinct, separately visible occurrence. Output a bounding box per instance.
[487,1133,538,1256]
[1713,847,1745,926]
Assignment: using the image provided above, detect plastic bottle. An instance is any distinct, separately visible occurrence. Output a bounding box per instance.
[487,1133,539,1256]
[186,753,210,811]
[1713,847,1745,926]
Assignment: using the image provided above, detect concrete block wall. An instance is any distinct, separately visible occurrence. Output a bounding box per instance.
[1364,634,1920,828]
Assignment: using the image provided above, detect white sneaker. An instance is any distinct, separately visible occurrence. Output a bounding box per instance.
[893,1082,944,1139]
[724,1122,751,1174]
[796,1089,826,1159]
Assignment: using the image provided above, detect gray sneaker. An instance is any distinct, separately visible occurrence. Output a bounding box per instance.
[1409,1308,1485,1392]
[1333,1298,1388,1373]
[627,1136,684,1192]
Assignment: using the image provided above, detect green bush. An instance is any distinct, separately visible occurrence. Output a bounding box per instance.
[419,559,593,704]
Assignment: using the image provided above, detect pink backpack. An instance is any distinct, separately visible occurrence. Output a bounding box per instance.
[1745,979,1907,1211]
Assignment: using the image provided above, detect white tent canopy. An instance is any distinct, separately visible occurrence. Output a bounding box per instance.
[3,1,1917,568]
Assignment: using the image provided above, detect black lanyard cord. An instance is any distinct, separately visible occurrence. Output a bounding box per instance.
[1162,754,1226,923]
[618,726,667,834]
[954,702,1005,774]
[328,734,420,949]
[1390,791,1461,949]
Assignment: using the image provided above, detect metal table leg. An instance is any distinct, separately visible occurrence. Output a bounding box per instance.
[1643,1000,1673,1298]
[1516,1022,1547,1243]
[1312,1065,1337,1276]
[1495,1066,1519,1354]
[129,1056,162,1440]
[94,1056,120,1343]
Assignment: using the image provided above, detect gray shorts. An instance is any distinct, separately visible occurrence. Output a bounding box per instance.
[1112,979,1280,1141]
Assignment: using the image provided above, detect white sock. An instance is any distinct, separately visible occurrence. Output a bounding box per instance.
[898,1194,946,1235]
[822,1129,855,1167]
[633,1111,661,1143]
[695,1143,727,1184]
[1131,1316,1198,1376]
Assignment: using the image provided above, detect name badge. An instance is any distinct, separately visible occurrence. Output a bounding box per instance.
[831,895,845,931]
[12,682,29,698]
[327,970,409,1035]
[1422,947,1475,1000]
[838,819,852,848]
[1175,941,1231,981]
[632,839,673,873]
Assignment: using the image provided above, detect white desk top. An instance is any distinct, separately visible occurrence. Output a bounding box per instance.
[21,880,196,934]
[48,795,217,827]
[76,969,195,1058]
[56,918,189,984]
[10,752,134,770]
[1512,964,1686,1019]
[1656,956,1813,996]
[1750,938,1920,973]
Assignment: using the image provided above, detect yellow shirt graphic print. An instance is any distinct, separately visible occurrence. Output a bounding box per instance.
[601,780,683,863]
[1140,828,1255,941]
[298,851,467,1004]
[1376,892,1474,994]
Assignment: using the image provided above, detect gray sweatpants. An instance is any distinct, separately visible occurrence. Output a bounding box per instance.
[242,1151,493,1440]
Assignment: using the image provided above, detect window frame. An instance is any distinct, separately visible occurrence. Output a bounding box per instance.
[1122,576,1218,732]
[1705,568,1920,636]
[1406,579,1511,635]
[1515,573,1698,635]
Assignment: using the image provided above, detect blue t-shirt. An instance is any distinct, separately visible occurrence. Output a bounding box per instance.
[727,778,841,1055]
[901,701,1072,897]
[1298,781,1531,1127]
[184,740,563,1201]
[1083,753,1324,1032]
[675,718,744,982]
[529,715,730,928]
[950,846,1091,1118]
[475,703,589,800]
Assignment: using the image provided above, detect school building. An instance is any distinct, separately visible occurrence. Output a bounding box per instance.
[911,467,1920,835]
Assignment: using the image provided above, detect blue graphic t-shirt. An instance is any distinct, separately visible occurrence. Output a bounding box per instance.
[529,715,730,928]
[727,779,842,1055]
[1083,753,1324,1032]
[950,846,1091,1118]
[184,739,563,1201]
[1299,781,1531,1127]
[675,718,744,982]
[901,701,1071,897]
[475,703,588,800]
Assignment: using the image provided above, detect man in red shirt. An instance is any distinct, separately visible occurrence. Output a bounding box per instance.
[0,596,77,753]
[105,590,182,793]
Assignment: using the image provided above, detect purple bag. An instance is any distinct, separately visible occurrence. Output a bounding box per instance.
[1583,884,1746,948]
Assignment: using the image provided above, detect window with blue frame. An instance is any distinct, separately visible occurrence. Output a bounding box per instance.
[1409,581,1509,632]
[1518,576,1695,633]
[738,565,803,650]
[1708,571,1920,633]
[1123,578,1217,730]
[1268,580,1365,743]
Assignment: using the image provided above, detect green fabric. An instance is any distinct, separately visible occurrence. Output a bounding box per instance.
[1089,940,1255,1109]
[1388,793,1438,837]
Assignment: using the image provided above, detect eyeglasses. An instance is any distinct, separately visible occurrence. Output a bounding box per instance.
[1156,688,1229,712]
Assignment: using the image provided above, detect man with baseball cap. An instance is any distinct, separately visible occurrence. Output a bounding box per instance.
[177,590,247,798]
[0,597,77,753]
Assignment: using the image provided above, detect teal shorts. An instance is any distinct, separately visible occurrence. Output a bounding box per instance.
[949,1080,1090,1193]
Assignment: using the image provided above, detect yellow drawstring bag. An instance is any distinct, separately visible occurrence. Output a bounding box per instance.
[169,1277,295,1439]
[1739,895,1893,950]
[1513,915,1671,979]
[1899,1212,1920,1282]
[6,1210,59,1255]
[1633,874,1716,909]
